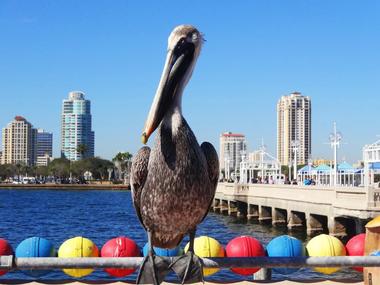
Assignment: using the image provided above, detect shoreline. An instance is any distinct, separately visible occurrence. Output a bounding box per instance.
[0,183,130,190]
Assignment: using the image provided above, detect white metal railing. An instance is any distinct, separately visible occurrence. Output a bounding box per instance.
[1,256,380,270]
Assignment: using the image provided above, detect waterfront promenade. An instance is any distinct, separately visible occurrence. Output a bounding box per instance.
[213,182,380,237]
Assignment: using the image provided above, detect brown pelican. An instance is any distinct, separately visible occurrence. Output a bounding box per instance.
[131,25,219,284]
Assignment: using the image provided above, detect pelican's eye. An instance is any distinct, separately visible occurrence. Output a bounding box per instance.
[191,33,198,42]
[173,38,194,58]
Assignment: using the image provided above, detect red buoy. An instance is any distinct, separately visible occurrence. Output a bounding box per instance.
[346,233,366,272]
[0,239,13,276]
[101,236,141,277]
[226,236,265,275]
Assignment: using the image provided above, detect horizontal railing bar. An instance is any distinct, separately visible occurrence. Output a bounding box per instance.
[2,256,380,270]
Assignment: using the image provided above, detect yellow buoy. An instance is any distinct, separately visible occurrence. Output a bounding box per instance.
[306,234,346,274]
[184,236,224,276]
[366,215,380,228]
[58,236,99,278]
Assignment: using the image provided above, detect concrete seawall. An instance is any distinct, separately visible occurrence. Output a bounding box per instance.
[0,183,130,190]
[213,183,380,236]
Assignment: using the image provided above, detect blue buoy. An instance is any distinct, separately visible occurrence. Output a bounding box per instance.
[266,235,305,275]
[143,243,183,257]
[16,237,56,277]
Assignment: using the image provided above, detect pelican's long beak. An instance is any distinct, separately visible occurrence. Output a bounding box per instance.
[142,40,195,144]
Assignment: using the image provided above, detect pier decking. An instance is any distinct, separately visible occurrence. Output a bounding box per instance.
[212,183,380,236]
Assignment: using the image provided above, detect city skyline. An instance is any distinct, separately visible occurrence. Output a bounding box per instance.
[0,1,379,162]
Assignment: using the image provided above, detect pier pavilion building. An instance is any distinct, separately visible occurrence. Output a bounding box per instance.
[239,146,282,184]
[363,139,380,187]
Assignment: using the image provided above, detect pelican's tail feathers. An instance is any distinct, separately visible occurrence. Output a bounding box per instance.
[152,233,184,249]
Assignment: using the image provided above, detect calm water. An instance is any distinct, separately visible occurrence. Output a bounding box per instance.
[0,189,361,281]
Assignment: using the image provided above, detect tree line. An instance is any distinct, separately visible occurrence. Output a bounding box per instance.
[0,152,133,183]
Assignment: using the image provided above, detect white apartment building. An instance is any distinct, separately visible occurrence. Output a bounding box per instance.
[61,91,95,161]
[277,92,311,165]
[219,132,247,177]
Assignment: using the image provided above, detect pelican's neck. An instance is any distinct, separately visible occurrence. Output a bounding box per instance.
[162,103,183,137]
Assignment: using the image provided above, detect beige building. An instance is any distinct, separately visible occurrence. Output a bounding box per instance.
[313,158,333,166]
[219,132,247,176]
[1,116,37,166]
[277,92,311,166]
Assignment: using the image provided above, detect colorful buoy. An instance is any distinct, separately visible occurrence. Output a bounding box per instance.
[101,237,141,277]
[306,234,346,274]
[266,235,305,275]
[225,235,265,275]
[143,243,183,257]
[15,237,56,277]
[370,250,380,256]
[346,233,366,272]
[185,236,224,276]
[0,239,13,276]
[58,236,99,278]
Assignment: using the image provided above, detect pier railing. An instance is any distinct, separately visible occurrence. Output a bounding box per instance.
[2,255,380,270]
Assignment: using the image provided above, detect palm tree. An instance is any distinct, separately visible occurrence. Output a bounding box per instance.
[112,152,133,183]
[112,152,132,162]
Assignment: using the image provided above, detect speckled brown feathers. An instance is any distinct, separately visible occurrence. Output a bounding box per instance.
[130,146,151,229]
[131,114,219,248]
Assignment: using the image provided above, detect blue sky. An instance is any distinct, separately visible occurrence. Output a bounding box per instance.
[0,1,379,162]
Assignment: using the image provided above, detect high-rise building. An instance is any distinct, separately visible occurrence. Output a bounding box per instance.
[219,132,247,175]
[36,129,53,166]
[1,116,37,166]
[61,91,95,161]
[277,92,311,166]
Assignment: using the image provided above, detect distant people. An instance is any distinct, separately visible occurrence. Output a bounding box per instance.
[304,178,311,185]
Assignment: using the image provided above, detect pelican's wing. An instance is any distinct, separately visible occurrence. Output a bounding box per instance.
[201,142,219,189]
[200,141,219,222]
[130,146,151,228]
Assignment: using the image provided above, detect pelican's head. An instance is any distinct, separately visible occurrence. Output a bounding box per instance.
[142,25,204,144]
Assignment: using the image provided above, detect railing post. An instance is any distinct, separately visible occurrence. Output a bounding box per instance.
[253,268,272,280]
[0,255,13,270]
[364,216,380,285]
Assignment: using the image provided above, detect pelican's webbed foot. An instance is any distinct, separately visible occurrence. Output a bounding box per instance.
[136,254,169,285]
[170,228,204,284]
[171,251,204,284]
[137,231,170,285]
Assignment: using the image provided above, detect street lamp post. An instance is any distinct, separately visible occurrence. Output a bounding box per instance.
[329,122,342,187]
[224,157,231,181]
[291,140,299,183]
[288,161,292,182]
[260,144,266,181]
